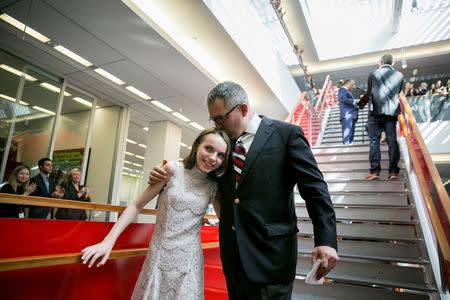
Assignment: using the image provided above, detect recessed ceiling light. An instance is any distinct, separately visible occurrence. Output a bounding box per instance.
[187,146,192,150]
[143,127,149,131]
[124,160,132,164]
[73,97,93,107]
[94,68,125,85]
[32,105,55,115]
[180,142,187,147]
[172,112,190,122]
[125,151,134,156]
[133,163,143,167]
[151,100,172,112]
[178,157,183,161]
[126,138,137,144]
[412,69,418,76]
[0,94,16,102]
[138,144,147,149]
[40,82,71,96]
[126,86,151,100]
[0,13,50,43]
[135,155,145,160]
[54,45,92,67]
[0,64,37,81]
[189,122,205,131]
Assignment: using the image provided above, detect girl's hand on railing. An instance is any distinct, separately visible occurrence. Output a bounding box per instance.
[81,240,114,268]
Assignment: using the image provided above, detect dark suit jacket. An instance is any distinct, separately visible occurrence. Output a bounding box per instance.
[218,116,337,284]
[55,182,90,220]
[338,87,358,121]
[29,174,55,219]
[367,65,404,116]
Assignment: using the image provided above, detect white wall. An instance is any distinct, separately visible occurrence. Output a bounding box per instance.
[85,106,121,221]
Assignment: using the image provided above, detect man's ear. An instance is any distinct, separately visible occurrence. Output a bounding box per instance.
[241,104,248,116]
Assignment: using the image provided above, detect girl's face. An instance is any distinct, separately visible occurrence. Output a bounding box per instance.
[195,134,227,174]
[16,168,29,184]
[71,171,81,184]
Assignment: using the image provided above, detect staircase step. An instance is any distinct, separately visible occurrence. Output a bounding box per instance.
[296,256,436,292]
[321,170,400,180]
[322,137,370,144]
[298,237,427,264]
[296,192,409,206]
[313,147,387,155]
[292,279,429,300]
[296,206,413,223]
[318,160,404,171]
[312,144,387,151]
[298,221,420,242]
[323,131,367,138]
[316,153,383,162]
[326,180,405,193]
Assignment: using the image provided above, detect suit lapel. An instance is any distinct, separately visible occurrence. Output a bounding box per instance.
[237,117,274,189]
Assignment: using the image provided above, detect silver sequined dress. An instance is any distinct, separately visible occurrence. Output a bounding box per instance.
[130,162,217,300]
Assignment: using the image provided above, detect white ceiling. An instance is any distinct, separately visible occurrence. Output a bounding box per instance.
[299,0,450,60]
[0,0,229,153]
[282,0,450,76]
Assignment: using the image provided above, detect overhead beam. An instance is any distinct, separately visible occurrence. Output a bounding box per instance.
[392,0,403,34]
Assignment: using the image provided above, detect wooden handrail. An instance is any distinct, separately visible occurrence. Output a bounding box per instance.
[0,194,218,220]
[0,242,220,272]
[285,92,307,122]
[399,96,450,222]
[294,101,310,126]
[398,113,450,265]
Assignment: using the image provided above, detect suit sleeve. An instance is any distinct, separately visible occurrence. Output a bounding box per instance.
[338,88,356,106]
[287,125,338,250]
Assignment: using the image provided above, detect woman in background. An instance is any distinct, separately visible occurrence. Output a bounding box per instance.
[55,168,90,220]
[0,165,36,218]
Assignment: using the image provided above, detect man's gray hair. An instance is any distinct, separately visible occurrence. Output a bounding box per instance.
[381,54,394,66]
[207,81,249,109]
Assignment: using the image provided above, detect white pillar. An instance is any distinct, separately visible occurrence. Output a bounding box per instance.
[139,120,181,223]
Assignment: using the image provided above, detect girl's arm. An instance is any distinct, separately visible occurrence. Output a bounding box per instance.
[81,162,176,268]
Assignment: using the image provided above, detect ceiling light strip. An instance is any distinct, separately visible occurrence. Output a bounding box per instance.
[0,13,50,43]
[54,45,93,67]
[126,86,151,100]
[94,68,125,85]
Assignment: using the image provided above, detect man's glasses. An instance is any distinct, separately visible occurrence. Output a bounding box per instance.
[209,104,241,125]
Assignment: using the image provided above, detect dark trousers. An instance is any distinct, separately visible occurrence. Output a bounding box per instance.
[225,271,293,300]
[340,117,356,144]
[368,114,400,175]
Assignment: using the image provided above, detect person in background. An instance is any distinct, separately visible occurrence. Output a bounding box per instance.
[29,158,64,219]
[338,79,360,144]
[0,165,36,218]
[429,83,436,95]
[403,82,414,97]
[434,80,446,94]
[415,82,428,96]
[55,168,90,220]
[366,54,403,180]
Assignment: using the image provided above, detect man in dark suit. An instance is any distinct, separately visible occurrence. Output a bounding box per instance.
[338,79,360,144]
[150,82,338,299]
[207,82,338,299]
[29,158,64,218]
[366,54,404,180]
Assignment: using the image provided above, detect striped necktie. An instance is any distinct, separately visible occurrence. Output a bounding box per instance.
[232,139,246,185]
